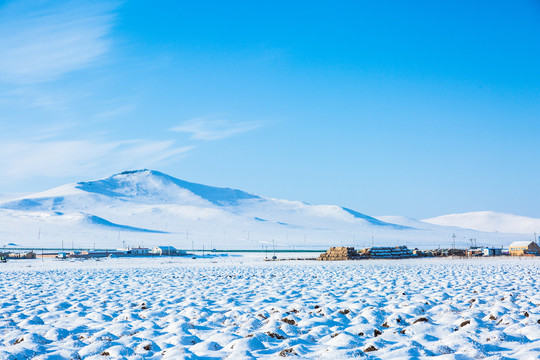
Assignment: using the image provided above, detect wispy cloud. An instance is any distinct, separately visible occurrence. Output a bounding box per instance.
[0,139,192,180]
[170,116,264,141]
[0,0,117,84]
[93,105,135,120]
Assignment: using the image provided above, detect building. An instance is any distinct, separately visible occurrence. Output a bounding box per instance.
[152,246,182,255]
[129,247,150,255]
[466,248,483,257]
[8,251,36,259]
[482,247,503,257]
[79,250,121,258]
[508,241,540,256]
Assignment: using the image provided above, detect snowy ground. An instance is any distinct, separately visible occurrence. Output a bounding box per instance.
[0,257,539,359]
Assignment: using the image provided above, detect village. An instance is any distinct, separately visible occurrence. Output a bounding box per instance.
[1,240,539,262]
[0,245,187,261]
[317,240,540,260]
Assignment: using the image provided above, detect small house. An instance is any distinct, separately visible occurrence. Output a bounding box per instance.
[466,248,483,257]
[152,246,178,255]
[482,248,502,257]
[508,241,540,256]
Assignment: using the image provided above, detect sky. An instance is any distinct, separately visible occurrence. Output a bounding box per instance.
[0,0,539,219]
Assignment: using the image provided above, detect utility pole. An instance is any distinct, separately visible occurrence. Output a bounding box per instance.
[452,234,456,249]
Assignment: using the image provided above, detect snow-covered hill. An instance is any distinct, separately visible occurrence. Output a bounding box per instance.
[423,211,540,235]
[0,170,530,249]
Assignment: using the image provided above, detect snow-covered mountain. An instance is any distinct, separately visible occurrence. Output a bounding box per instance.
[423,211,540,235]
[0,170,530,249]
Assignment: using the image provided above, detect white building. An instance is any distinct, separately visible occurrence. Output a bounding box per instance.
[151,246,183,255]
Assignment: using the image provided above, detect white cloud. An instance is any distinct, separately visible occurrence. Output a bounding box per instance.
[170,116,264,141]
[0,0,117,84]
[0,139,193,180]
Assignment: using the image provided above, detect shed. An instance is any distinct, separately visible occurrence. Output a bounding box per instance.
[482,248,502,257]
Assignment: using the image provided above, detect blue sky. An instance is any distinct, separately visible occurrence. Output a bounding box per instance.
[0,0,539,219]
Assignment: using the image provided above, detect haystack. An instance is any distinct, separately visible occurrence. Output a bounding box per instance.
[318,247,360,261]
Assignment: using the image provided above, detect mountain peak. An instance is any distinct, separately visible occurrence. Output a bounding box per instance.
[116,169,151,175]
[77,169,260,206]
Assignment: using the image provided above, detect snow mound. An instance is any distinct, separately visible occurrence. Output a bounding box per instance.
[1,258,539,359]
[423,211,540,234]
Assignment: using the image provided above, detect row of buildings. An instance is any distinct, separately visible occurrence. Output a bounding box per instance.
[458,241,539,257]
[318,241,540,261]
[57,246,186,259]
[412,241,540,257]
[1,246,189,260]
[2,241,539,261]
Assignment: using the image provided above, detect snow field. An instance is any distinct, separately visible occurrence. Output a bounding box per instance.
[0,258,539,359]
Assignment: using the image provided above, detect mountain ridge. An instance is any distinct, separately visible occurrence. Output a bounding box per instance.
[423,211,540,235]
[0,170,531,249]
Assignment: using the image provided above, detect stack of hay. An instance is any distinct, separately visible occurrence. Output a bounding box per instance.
[318,247,360,261]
